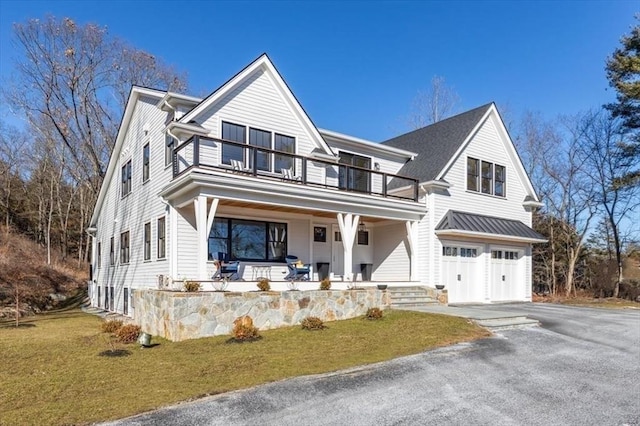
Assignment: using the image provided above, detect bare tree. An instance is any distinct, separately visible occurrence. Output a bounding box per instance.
[408,75,460,128]
[579,110,640,297]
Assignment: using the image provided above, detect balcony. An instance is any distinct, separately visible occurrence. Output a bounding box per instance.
[172,136,419,202]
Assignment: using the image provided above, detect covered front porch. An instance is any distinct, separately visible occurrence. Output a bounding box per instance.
[159,169,426,289]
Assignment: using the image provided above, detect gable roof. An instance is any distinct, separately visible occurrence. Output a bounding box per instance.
[89,86,166,227]
[436,210,547,243]
[382,103,493,182]
[178,53,336,157]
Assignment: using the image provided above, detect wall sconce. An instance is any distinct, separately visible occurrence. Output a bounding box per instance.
[358,222,367,233]
[374,162,381,171]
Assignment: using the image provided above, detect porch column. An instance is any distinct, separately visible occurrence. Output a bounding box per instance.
[406,221,418,281]
[337,213,359,281]
[194,196,219,280]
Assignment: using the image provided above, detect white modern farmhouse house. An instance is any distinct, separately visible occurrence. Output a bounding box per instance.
[88,53,545,318]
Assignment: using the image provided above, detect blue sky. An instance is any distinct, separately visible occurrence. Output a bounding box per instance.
[0,0,636,141]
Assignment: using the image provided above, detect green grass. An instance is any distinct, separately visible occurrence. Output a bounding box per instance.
[0,308,489,425]
[556,297,640,309]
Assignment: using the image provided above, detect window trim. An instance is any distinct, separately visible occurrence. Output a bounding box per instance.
[157,216,166,259]
[143,222,151,261]
[142,143,150,183]
[120,230,130,265]
[208,217,288,262]
[467,157,506,198]
[121,159,132,197]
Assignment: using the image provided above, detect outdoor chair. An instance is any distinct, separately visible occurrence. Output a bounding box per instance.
[284,255,311,281]
[230,159,251,173]
[213,251,241,281]
[281,167,302,182]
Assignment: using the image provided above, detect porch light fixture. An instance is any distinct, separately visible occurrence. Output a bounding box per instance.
[374,162,380,171]
[358,222,366,233]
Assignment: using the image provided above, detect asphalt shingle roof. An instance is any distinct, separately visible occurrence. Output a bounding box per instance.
[436,210,546,241]
[382,103,493,182]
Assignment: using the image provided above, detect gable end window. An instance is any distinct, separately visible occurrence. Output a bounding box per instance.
[120,231,130,264]
[143,143,150,182]
[121,160,132,196]
[467,157,506,198]
[144,222,151,261]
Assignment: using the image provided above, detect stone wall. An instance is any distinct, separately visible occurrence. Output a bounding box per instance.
[133,289,390,341]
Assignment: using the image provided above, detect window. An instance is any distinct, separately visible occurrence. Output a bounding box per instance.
[208,218,287,262]
[97,286,101,307]
[144,222,151,261]
[120,231,130,264]
[121,160,132,196]
[109,237,115,266]
[104,286,108,309]
[97,242,101,268]
[274,133,295,172]
[249,128,271,171]
[123,288,129,315]
[442,246,458,257]
[109,286,114,311]
[467,158,506,197]
[339,151,371,193]
[357,230,369,245]
[314,226,326,243]
[165,134,175,166]
[142,143,150,182]
[481,161,493,194]
[157,217,166,259]
[467,158,479,192]
[222,121,246,165]
[495,165,506,197]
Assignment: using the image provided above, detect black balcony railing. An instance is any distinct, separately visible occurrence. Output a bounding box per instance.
[172,136,420,202]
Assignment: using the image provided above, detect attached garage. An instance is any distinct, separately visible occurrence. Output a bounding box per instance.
[436,210,546,304]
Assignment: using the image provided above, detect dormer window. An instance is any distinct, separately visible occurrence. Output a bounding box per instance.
[467,157,505,197]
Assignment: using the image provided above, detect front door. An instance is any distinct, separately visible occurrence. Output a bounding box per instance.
[331,225,344,278]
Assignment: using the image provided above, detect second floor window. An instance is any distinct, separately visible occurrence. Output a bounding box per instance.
[109,236,115,265]
[144,222,151,261]
[143,143,150,182]
[339,151,371,193]
[467,157,506,197]
[274,133,295,172]
[120,231,130,264]
[97,242,101,268]
[222,121,246,165]
[121,160,132,196]
[165,134,175,166]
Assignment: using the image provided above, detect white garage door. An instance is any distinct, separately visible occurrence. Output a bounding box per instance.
[442,245,482,303]
[490,249,522,301]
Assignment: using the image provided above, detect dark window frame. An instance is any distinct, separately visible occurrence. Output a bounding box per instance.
[120,231,130,264]
[123,288,129,315]
[467,157,479,192]
[97,242,101,268]
[495,164,506,197]
[157,217,166,259]
[165,134,175,167]
[249,127,272,171]
[338,151,372,193]
[109,236,115,266]
[208,217,288,262]
[481,161,493,195]
[143,143,150,182]
[143,222,151,261]
[121,160,132,197]
[467,157,506,198]
[221,121,246,166]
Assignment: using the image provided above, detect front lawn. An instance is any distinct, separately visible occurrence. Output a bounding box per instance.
[0,308,489,425]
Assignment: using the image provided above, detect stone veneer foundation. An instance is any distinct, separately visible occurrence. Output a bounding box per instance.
[133,289,391,341]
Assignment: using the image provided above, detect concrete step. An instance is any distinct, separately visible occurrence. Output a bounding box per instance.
[391,300,439,308]
[474,317,540,330]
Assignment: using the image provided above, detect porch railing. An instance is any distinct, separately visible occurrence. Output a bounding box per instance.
[173,136,420,202]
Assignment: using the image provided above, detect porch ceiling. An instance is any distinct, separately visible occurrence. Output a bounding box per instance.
[159,169,425,222]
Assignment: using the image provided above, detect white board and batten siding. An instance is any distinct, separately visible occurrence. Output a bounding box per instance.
[93,94,174,314]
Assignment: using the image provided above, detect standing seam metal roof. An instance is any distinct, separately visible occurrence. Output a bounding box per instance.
[436,211,546,240]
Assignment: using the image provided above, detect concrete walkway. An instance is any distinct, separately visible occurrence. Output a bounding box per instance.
[397,303,540,329]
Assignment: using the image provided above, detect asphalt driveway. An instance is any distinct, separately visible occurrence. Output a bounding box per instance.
[105,304,640,426]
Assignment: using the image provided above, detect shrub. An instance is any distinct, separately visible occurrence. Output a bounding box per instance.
[365,307,383,320]
[319,278,331,290]
[620,279,640,302]
[232,315,260,341]
[257,278,270,292]
[183,280,201,292]
[101,319,123,333]
[301,316,326,330]
[116,324,141,344]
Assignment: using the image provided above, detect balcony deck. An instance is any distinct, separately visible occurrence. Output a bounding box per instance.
[172,136,420,202]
